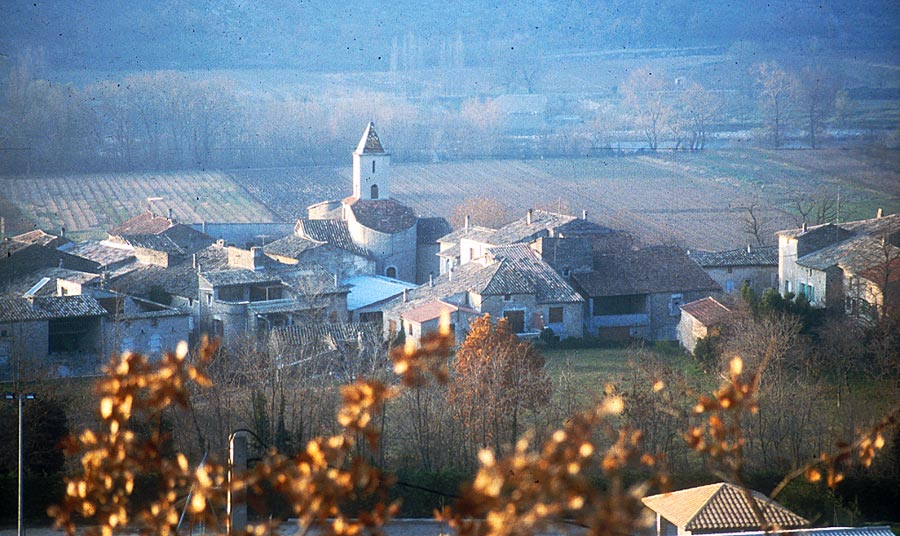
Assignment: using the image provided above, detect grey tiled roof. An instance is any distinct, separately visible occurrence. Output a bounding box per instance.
[0,243,100,284]
[122,234,187,255]
[689,245,778,267]
[0,295,108,322]
[437,243,460,259]
[642,483,808,532]
[573,246,721,297]
[295,219,369,257]
[11,229,71,249]
[416,217,453,245]
[437,225,497,244]
[355,122,386,154]
[264,234,326,259]
[487,210,578,245]
[67,241,135,267]
[200,269,283,287]
[798,235,900,273]
[348,198,417,234]
[483,244,583,303]
[110,244,228,299]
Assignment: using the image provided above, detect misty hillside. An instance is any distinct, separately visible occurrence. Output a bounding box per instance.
[3,0,899,72]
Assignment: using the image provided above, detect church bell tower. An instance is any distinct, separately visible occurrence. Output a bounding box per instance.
[352,122,391,200]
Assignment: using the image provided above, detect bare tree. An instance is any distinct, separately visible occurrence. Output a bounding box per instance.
[794,192,838,227]
[799,66,838,149]
[734,198,771,246]
[679,81,721,151]
[755,62,800,148]
[621,67,673,151]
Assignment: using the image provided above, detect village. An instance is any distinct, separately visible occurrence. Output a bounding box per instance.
[0,123,897,376]
[0,124,898,535]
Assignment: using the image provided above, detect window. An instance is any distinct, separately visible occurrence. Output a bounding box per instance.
[727,267,733,274]
[149,334,162,354]
[561,268,571,278]
[212,319,224,337]
[503,294,512,301]
[408,322,413,335]
[371,184,379,199]
[592,294,646,315]
[218,286,244,302]
[372,160,376,173]
[504,310,525,333]
[385,266,397,278]
[725,279,735,293]
[548,307,564,323]
[785,280,792,294]
[669,294,684,316]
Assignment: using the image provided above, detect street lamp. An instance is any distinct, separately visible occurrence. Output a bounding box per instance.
[5,392,36,536]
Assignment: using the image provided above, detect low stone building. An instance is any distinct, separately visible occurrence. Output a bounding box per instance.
[677,297,731,353]
[689,245,777,295]
[573,246,721,341]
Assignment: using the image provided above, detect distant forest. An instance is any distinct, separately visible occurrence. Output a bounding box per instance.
[1,0,898,174]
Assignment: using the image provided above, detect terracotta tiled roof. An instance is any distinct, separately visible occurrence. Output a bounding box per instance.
[295,219,369,257]
[402,299,475,324]
[355,122,386,154]
[642,483,808,532]
[697,527,893,536]
[573,246,721,297]
[0,295,108,322]
[690,245,777,267]
[109,211,173,236]
[348,199,417,235]
[681,297,731,326]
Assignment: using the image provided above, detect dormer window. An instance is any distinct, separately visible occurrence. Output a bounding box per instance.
[371,184,379,199]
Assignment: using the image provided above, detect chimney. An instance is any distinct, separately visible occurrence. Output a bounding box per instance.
[429,273,434,287]
[168,207,173,221]
[747,244,752,254]
[877,208,883,219]
[402,289,407,303]
[217,239,225,248]
[582,210,587,220]
[334,273,339,287]
[60,226,66,237]
[464,214,470,231]
[251,246,264,270]
[192,253,198,269]
[801,222,808,232]
[526,209,533,225]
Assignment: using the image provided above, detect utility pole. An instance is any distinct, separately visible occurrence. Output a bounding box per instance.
[5,391,36,536]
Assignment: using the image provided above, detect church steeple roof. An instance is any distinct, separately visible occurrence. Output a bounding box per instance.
[356,122,386,154]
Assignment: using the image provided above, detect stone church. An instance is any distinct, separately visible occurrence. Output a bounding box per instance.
[299,123,450,284]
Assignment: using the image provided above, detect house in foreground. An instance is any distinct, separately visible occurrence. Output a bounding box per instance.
[642,482,808,536]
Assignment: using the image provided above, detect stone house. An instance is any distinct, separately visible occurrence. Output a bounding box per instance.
[0,295,108,377]
[689,245,777,295]
[677,297,731,353]
[642,482,808,536]
[384,243,584,345]
[196,246,349,346]
[572,246,721,341]
[776,212,900,321]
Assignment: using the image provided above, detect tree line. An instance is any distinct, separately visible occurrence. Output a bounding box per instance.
[0,46,879,175]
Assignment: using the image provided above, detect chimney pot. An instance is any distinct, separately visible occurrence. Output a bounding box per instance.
[526,209,533,225]
[582,210,587,220]
[801,222,808,232]
[464,214,470,231]
[168,207,173,221]
[877,208,883,218]
[429,273,434,287]
[747,244,752,254]
[192,253,197,268]
[402,289,407,303]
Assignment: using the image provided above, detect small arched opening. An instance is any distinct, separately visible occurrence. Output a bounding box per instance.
[371,184,379,199]
[385,266,397,279]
